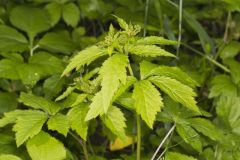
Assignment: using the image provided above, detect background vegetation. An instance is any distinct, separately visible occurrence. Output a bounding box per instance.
[0,0,240,159]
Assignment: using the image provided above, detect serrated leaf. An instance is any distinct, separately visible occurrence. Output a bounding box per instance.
[62,3,80,27]
[113,76,137,100]
[19,92,61,115]
[139,61,158,80]
[126,44,175,57]
[0,25,28,52]
[209,74,237,98]
[176,124,202,152]
[113,16,128,30]
[71,94,88,107]
[101,106,126,140]
[220,41,240,60]
[0,59,19,80]
[45,2,61,26]
[0,154,22,160]
[13,110,48,146]
[39,32,77,55]
[149,76,199,113]
[47,114,70,136]
[146,65,199,87]
[136,36,178,45]
[43,74,65,99]
[187,118,220,141]
[0,92,18,113]
[165,152,197,160]
[55,86,75,101]
[224,59,240,84]
[85,92,104,121]
[0,110,30,127]
[62,46,107,76]
[100,53,128,112]
[216,96,240,134]
[29,51,64,75]
[132,80,163,128]
[26,131,66,160]
[10,6,50,40]
[67,104,89,140]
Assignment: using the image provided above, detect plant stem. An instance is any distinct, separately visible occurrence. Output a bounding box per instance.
[151,123,176,160]
[82,141,89,160]
[177,0,183,57]
[69,131,89,160]
[182,43,230,73]
[143,0,150,37]
[136,115,141,160]
[223,11,231,43]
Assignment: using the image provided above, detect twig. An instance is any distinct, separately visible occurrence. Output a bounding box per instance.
[151,123,176,160]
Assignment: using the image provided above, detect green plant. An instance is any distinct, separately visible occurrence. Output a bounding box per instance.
[0,0,240,160]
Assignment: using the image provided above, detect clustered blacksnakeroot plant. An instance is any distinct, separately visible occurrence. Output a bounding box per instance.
[0,0,240,160]
[0,16,201,160]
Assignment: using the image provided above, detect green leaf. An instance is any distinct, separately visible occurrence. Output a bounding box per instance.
[136,36,178,45]
[45,2,61,26]
[55,86,76,101]
[29,52,64,75]
[139,61,158,80]
[113,16,128,30]
[220,41,240,60]
[216,96,240,134]
[85,92,104,121]
[113,76,137,100]
[0,59,19,80]
[132,80,163,128]
[184,11,215,54]
[26,131,66,160]
[224,59,240,84]
[101,106,126,140]
[0,25,28,52]
[10,6,50,40]
[39,32,77,55]
[0,110,30,127]
[146,65,199,87]
[176,124,202,152]
[47,114,70,136]
[67,104,89,140]
[62,46,107,76]
[99,53,128,112]
[0,154,22,160]
[43,74,65,99]
[19,92,61,115]
[126,44,175,57]
[209,74,237,98]
[165,152,197,160]
[0,92,18,113]
[149,76,199,112]
[62,3,80,27]
[187,118,221,141]
[13,110,48,146]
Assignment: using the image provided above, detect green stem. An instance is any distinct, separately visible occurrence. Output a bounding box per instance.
[223,11,231,43]
[176,0,183,57]
[69,131,89,160]
[182,43,230,73]
[136,115,141,160]
[82,141,89,160]
[143,0,150,37]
